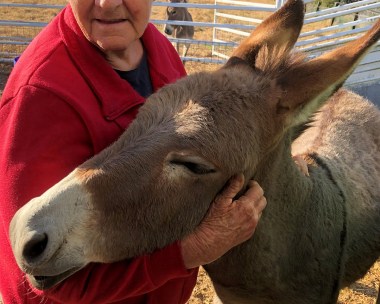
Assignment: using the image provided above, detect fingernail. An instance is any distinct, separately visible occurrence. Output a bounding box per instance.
[230,173,244,185]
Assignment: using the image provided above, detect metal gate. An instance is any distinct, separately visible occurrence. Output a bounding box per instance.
[1,0,379,94]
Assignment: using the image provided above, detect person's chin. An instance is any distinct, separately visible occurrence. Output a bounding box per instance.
[94,39,129,53]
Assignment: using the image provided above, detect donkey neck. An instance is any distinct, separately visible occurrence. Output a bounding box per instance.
[206,135,348,301]
[254,135,313,208]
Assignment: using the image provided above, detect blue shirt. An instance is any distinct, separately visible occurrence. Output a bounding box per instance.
[115,49,153,98]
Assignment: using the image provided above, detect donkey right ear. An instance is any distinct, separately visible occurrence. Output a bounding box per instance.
[229,0,304,68]
[276,19,380,127]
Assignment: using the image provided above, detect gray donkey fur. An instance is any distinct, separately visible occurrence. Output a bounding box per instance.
[10,0,380,303]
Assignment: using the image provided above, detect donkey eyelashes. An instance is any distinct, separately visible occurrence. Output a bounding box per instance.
[170,160,216,175]
[166,152,217,175]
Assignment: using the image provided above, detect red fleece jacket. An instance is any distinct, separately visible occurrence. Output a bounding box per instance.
[0,5,197,304]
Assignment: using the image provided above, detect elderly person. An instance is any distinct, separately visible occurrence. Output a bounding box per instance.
[0,0,267,303]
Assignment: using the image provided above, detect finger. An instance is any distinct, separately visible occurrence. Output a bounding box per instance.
[215,174,245,204]
[237,180,264,205]
[255,196,267,213]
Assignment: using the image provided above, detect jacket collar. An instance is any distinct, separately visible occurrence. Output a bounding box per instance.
[59,5,182,120]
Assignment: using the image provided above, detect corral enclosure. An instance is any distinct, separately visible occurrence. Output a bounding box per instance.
[0,1,379,303]
[1,0,380,97]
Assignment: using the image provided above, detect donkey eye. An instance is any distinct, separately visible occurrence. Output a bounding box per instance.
[166,152,217,175]
[168,8,176,15]
[170,160,216,175]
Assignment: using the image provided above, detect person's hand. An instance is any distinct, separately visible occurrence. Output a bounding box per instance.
[180,174,267,269]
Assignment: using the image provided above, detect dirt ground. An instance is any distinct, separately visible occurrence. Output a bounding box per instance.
[0,63,11,95]
[189,264,380,304]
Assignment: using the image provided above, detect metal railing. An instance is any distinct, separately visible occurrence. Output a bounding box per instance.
[0,0,379,88]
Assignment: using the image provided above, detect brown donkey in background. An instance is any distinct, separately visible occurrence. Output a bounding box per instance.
[10,0,380,303]
[164,0,194,61]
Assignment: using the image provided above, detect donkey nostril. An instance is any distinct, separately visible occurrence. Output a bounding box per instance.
[22,233,48,262]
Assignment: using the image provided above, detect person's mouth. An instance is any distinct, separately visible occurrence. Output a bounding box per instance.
[96,19,127,25]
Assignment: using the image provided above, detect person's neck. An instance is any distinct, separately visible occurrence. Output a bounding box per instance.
[105,39,144,72]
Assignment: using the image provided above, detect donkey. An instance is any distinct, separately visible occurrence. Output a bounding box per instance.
[9,0,380,303]
[164,0,195,60]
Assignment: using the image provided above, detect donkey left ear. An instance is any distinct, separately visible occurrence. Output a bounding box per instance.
[277,19,380,125]
[228,0,304,68]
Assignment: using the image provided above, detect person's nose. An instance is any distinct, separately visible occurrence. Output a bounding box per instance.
[95,0,123,9]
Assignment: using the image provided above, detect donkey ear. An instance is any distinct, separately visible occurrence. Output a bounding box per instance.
[230,0,304,67]
[277,19,380,125]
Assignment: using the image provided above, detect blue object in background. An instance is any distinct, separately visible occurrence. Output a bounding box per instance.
[13,56,20,66]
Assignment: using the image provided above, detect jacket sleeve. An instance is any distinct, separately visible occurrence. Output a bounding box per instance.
[43,242,196,304]
[0,85,195,304]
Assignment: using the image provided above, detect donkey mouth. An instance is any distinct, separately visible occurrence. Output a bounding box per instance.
[28,267,82,290]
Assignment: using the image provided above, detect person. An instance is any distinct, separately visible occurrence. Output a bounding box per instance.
[0,0,267,303]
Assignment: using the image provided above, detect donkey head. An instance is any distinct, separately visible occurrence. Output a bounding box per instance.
[164,0,191,36]
[10,0,380,290]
